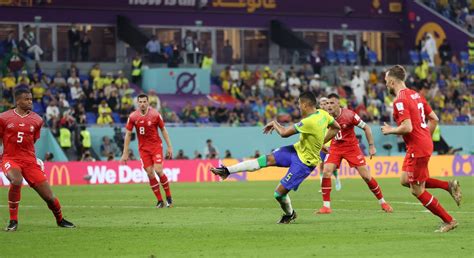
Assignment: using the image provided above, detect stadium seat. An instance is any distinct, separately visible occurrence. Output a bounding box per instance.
[336,51,347,64]
[325,50,337,65]
[420,51,430,62]
[460,51,469,63]
[79,75,89,82]
[112,112,121,123]
[409,50,420,65]
[347,51,357,64]
[86,112,97,124]
[368,51,377,64]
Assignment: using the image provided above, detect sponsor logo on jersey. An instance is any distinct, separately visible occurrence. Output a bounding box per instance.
[30,125,34,132]
[148,121,152,126]
[19,123,25,127]
[139,120,144,123]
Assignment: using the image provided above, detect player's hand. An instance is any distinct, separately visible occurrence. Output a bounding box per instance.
[369,145,376,159]
[166,148,173,160]
[321,145,329,154]
[381,122,392,135]
[120,153,129,164]
[263,121,274,134]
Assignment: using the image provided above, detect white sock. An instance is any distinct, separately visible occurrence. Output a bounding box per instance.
[323,201,331,208]
[227,159,260,174]
[378,198,386,204]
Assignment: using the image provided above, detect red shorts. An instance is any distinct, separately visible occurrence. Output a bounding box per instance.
[139,147,163,168]
[1,159,46,187]
[402,154,430,184]
[325,147,366,168]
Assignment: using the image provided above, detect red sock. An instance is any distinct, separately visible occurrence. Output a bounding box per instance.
[159,175,172,198]
[149,177,163,202]
[367,178,384,200]
[8,184,21,221]
[417,191,453,223]
[321,177,332,202]
[425,178,449,191]
[47,198,63,223]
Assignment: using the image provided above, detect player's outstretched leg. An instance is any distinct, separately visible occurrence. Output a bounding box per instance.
[145,167,165,208]
[334,169,342,191]
[33,181,75,228]
[274,185,296,224]
[211,155,270,180]
[401,173,462,207]
[357,166,393,213]
[411,184,457,233]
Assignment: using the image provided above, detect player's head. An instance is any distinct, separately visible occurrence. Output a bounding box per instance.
[298,92,317,116]
[319,97,328,111]
[326,93,340,115]
[137,94,149,112]
[14,87,33,111]
[385,65,406,96]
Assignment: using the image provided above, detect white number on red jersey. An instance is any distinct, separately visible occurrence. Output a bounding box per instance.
[17,132,24,143]
[417,103,427,128]
[139,127,145,135]
[335,131,342,140]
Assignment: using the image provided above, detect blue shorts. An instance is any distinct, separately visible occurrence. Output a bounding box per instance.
[272,145,315,191]
[320,151,327,162]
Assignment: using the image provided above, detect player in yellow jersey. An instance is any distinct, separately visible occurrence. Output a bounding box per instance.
[318,97,341,191]
[211,92,341,223]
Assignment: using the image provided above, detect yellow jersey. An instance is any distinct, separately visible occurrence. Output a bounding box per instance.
[293,109,334,166]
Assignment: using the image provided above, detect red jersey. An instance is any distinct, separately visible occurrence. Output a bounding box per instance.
[126,107,165,152]
[0,109,43,163]
[330,108,365,152]
[393,88,433,157]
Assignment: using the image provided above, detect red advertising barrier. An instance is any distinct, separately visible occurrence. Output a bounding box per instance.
[0,160,221,186]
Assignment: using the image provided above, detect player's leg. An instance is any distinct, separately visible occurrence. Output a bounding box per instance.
[406,156,457,232]
[318,163,324,193]
[317,162,338,214]
[333,168,342,191]
[31,181,75,228]
[356,165,392,212]
[153,163,173,207]
[401,172,459,205]
[274,184,296,224]
[211,145,291,180]
[143,165,165,208]
[3,161,23,231]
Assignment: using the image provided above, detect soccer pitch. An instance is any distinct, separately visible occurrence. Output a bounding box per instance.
[0,177,472,257]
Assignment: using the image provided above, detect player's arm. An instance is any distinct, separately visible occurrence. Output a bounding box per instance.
[426,111,439,135]
[359,122,376,159]
[120,129,132,162]
[159,126,173,159]
[266,120,297,138]
[381,119,412,135]
[324,120,340,144]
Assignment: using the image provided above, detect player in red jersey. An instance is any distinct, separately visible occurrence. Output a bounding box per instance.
[121,94,174,208]
[381,65,459,232]
[0,87,75,231]
[317,93,393,214]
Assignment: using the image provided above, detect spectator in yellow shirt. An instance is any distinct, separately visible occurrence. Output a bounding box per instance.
[264,100,277,121]
[90,63,101,79]
[103,72,114,86]
[17,70,30,85]
[31,82,45,101]
[97,100,113,125]
[2,72,17,89]
[93,73,105,90]
[240,64,251,81]
[114,70,129,88]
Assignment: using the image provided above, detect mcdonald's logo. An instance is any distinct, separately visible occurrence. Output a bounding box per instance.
[195,162,219,182]
[49,165,71,186]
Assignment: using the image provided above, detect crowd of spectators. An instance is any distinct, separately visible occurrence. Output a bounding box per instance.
[423,0,474,32]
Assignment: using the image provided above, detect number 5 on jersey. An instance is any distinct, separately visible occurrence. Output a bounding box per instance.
[17,132,24,143]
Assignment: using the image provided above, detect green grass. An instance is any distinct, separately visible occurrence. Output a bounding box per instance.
[0,177,473,257]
